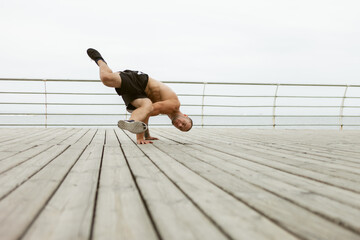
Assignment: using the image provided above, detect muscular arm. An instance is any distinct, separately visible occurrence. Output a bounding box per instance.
[150,100,180,116]
[136,115,158,144]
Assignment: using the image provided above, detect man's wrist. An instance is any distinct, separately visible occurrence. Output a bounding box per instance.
[136,133,144,140]
[144,129,150,139]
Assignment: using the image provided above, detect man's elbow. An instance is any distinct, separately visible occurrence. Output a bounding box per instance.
[173,102,180,112]
[150,105,161,116]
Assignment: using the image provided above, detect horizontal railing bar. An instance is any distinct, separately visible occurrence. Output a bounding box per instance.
[1,91,360,99]
[0,78,99,82]
[1,102,360,108]
[199,124,360,126]
[1,124,359,127]
[1,113,360,117]
[1,78,360,87]
[0,92,116,95]
[0,113,127,116]
[193,115,360,117]
[0,102,125,106]
[201,105,360,108]
[0,124,119,126]
[165,82,360,87]
[198,95,360,99]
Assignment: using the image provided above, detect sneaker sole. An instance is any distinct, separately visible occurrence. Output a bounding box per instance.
[118,120,147,134]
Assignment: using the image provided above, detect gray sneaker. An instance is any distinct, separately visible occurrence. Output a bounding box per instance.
[118,120,148,134]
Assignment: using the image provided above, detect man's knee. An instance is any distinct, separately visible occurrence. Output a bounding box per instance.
[133,98,153,113]
[101,73,121,88]
[140,99,153,113]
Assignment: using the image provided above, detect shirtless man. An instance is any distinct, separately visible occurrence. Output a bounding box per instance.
[87,48,193,144]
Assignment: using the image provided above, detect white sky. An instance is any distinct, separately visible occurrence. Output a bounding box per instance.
[1,0,360,84]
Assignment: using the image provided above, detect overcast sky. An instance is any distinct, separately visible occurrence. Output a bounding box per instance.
[1,0,360,84]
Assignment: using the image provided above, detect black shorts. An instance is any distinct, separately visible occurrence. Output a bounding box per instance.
[115,70,149,112]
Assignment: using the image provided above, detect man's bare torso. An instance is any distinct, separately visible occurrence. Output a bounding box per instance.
[145,77,179,104]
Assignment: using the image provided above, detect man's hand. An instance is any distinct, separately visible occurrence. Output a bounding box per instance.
[137,139,153,144]
[144,124,158,141]
[145,136,159,140]
[135,115,158,144]
[136,132,153,144]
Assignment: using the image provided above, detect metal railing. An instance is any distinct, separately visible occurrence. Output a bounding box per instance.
[0,78,359,129]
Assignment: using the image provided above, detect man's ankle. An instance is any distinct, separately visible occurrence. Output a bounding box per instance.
[97,60,107,66]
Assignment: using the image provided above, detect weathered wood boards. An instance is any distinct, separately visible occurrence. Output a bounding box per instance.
[0,128,359,240]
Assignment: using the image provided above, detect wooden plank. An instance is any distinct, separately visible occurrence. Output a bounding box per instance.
[155,129,360,193]
[115,129,134,145]
[152,142,360,240]
[34,128,78,145]
[138,142,299,240]
[22,136,104,240]
[286,144,360,161]
[0,129,54,160]
[0,129,74,163]
[116,130,229,240]
[0,144,69,199]
[188,143,360,210]
[216,129,360,157]
[186,128,360,181]
[104,129,120,146]
[60,128,90,145]
[0,128,29,143]
[0,128,40,144]
[224,144,360,186]
[91,129,105,144]
[202,129,360,167]
[252,141,360,163]
[165,143,360,232]
[0,128,61,152]
[0,128,72,154]
[76,129,97,145]
[0,144,55,174]
[224,143,360,180]
[0,143,89,240]
[46,128,82,145]
[93,145,158,240]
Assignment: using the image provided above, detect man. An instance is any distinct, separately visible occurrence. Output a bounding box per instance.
[87,48,193,144]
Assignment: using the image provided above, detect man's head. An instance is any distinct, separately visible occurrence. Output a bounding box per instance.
[172,114,193,132]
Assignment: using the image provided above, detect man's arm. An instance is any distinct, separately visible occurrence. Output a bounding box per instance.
[150,100,180,116]
[135,115,158,144]
[136,99,177,144]
[136,115,150,144]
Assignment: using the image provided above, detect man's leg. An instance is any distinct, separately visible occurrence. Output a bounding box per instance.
[87,48,121,88]
[97,61,122,88]
[87,48,148,136]
[117,98,153,135]
[129,98,154,144]
[129,98,153,122]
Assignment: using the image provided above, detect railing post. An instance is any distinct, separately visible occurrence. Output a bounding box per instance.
[272,84,279,129]
[43,79,48,128]
[339,85,348,130]
[201,82,207,128]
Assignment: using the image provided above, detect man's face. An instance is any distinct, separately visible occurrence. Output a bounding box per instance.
[172,115,192,132]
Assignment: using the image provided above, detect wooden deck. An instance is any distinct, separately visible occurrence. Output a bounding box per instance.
[0,128,360,240]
